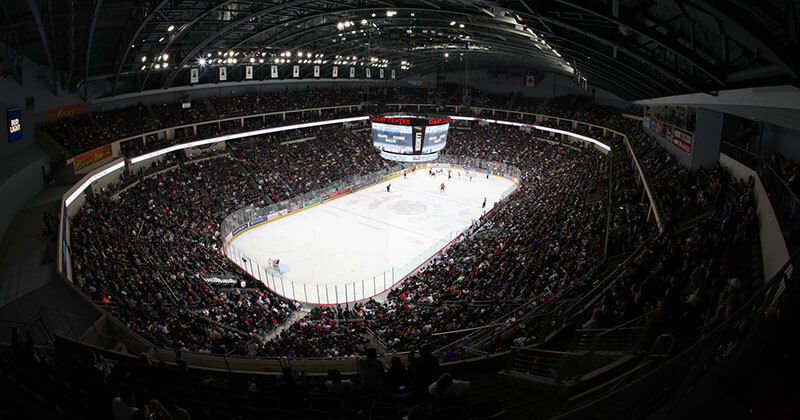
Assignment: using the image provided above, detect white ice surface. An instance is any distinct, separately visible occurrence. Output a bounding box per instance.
[228,169,516,304]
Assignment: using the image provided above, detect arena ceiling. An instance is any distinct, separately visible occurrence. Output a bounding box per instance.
[2,0,799,100]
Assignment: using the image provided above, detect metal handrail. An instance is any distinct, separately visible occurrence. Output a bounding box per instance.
[551,247,797,420]
[561,233,659,326]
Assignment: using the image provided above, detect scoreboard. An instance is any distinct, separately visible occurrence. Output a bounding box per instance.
[370,115,450,162]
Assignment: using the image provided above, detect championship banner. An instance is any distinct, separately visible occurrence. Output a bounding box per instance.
[271,65,279,78]
[73,144,112,171]
[313,65,320,78]
[366,68,371,78]
[332,66,338,78]
[391,69,396,79]
[219,66,227,81]
[379,68,384,79]
[293,65,300,77]
[190,68,199,83]
[349,67,355,78]
[245,65,253,80]
[45,103,84,122]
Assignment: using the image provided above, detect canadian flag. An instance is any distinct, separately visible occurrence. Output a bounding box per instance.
[523,74,538,87]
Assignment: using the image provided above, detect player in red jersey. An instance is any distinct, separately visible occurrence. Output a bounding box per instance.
[440,183,446,193]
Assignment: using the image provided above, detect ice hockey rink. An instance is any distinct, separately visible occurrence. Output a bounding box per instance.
[227,168,517,305]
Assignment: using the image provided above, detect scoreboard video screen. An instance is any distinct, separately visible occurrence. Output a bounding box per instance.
[371,122,412,154]
[371,115,450,162]
[422,123,449,153]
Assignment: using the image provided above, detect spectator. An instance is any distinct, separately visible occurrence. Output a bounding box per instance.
[112,386,139,420]
[325,369,357,394]
[386,356,409,391]
[428,373,470,401]
[409,345,439,389]
[358,347,386,389]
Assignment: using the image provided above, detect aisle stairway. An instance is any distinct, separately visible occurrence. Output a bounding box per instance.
[261,307,310,342]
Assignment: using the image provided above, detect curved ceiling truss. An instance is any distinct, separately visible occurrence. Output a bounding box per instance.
[5,0,799,100]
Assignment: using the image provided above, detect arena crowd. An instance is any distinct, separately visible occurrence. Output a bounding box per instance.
[63,87,769,365]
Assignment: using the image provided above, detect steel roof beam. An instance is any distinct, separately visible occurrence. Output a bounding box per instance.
[163,0,322,89]
[24,0,57,93]
[112,0,170,95]
[550,1,725,85]
[84,0,104,100]
[528,13,697,91]
[683,0,798,78]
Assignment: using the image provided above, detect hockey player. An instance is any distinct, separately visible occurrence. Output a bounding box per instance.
[387,183,391,193]
[440,183,446,193]
[482,197,487,208]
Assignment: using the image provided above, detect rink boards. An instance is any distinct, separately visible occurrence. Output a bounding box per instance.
[223,163,519,305]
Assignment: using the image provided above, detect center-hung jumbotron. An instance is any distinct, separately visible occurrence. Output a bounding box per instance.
[370,114,451,162]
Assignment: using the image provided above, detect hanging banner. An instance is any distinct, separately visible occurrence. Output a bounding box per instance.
[219,67,227,81]
[349,67,355,78]
[379,68,384,79]
[365,68,371,78]
[245,65,253,80]
[293,65,300,77]
[45,103,84,122]
[271,65,278,78]
[313,65,320,77]
[332,66,338,78]
[391,69,396,79]
[190,68,199,83]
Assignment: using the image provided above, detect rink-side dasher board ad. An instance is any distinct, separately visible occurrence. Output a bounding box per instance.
[224,174,387,245]
[409,164,521,185]
[223,164,517,246]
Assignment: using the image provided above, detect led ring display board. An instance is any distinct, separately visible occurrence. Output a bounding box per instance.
[370,115,450,162]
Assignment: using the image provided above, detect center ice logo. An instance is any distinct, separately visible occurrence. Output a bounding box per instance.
[389,200,427,215]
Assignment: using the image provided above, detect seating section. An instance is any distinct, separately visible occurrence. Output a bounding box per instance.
[69,119,613,358]
[18,87,791,419]
[2,334,513,420]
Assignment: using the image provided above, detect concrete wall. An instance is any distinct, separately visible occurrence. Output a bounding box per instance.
[0,149,50,242]
[760,123,800,162]
[692,108,723,170]
[719,153,790,282]
[0,72,52,241]
[0,56,84,121]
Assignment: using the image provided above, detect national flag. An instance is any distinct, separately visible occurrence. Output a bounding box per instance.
[523,74,538,87]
